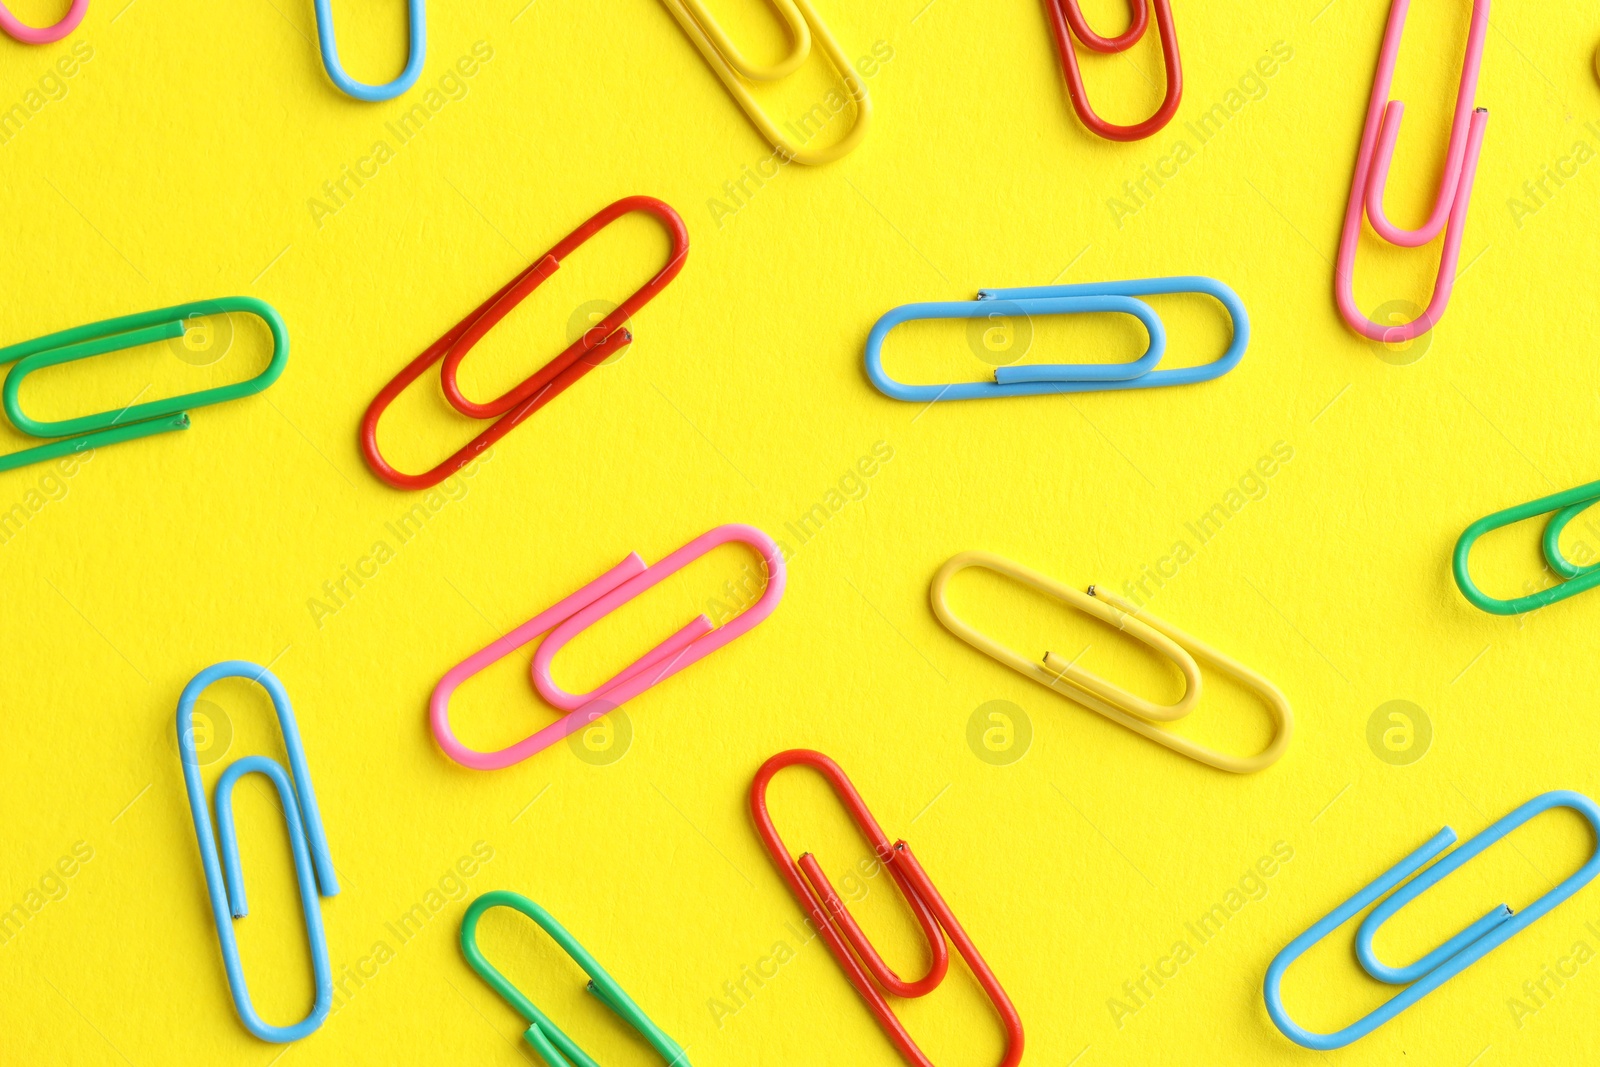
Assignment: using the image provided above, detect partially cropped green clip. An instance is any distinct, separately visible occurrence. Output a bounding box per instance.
[459,891,690,1067]
[0,297,288,474]
[1454,478,1600,615]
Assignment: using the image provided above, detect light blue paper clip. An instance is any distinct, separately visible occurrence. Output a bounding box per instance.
[314,0,425,102]
[863,276,1247,402]
[1264,790,1600,1051]
[178,661,339,1044]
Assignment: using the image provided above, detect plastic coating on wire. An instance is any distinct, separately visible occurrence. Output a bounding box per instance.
[313,0,426,101]
[431,524,784,770]
[1265,791,1600,1050]
[1042,0,1182,141]
[360,196,688,491]
[750,749,1024,1067]
[177,662,338,1044]
[0,0,86,43]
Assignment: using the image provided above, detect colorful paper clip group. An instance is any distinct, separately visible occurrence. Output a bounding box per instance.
[1042,0,1182,141]
[431,523,785,770]
[864,276,1246,402]
[750,750,1024,1067]
[0,0,86,43]
[1336,0,1488,342]
[460,891,690,1066]
[0,298,288,475]
[177,662,338,1044]
[931,552,1291,773]
[1265,791,1600,1050]
[313,0,425,102]
[660,0,870,164]
[1453,478,1600,615]
[361,196,688,490]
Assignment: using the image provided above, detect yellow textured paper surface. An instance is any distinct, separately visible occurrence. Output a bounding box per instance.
[4,0,1600,1063]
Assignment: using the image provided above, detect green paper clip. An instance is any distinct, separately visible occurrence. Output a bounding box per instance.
[0,297,288,474]
[459,891,690,1067]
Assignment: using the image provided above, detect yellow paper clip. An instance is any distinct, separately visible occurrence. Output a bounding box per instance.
[660,0,871,164]
[931,551,1292,773]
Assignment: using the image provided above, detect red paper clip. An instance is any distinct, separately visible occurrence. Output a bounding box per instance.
[1043,0,1182,141]
[750,750,1024,1067]
[360,196,689,490]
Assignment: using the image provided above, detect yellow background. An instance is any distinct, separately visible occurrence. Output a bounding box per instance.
[3,0,1599,1063]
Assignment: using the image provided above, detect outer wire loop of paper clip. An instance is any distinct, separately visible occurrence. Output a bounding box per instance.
[660,0,870,164]
[1264,791,1600,1051]
[1334,0,1489,342]
[430,524,785,771]
[359,196,687,491]
[313,0,426,102]
[750,750,1024,1067]
[1453,478,1600,614]
[931,551,1292,773]
[0,297,289,475]
[0,0,86,43]
[1042,0,1181,141]
[459,891,692,1067]
[177,662,338,1044]
[863,276,1246,402]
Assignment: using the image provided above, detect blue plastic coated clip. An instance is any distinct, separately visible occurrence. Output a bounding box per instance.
[314,0,425,102]
[1264,790,1600,1051]
[863,276,1246,402]
[177,662,339,1044]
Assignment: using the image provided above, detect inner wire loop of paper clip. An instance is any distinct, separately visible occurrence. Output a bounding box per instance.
[750,749,1024,1067]
[1265,791,1600,1050]
[360,196,688,491]
[430,524,785,770]
[931,551,1291,773]
[660,0,871,164]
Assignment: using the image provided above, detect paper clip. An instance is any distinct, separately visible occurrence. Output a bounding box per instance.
[931,552,1291,773]
[1336,0,1488,342]
[1042,0,1181,141]
[177,662,338,1044]
[0,298,289,476]
[361,196,688,491]
[1453,478,1600,615]
[460,891,690,1066]
[751,750,1023,1067]
[313,0,425,102]
[432,524,785,770]
[660,0,870,164]
[0,0,86,43]
[1265,790,1600,1050]
[864,276,1247,403]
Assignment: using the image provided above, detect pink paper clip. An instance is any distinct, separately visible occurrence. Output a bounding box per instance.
[431,524,786,770]
[1336,0,1489,343]
[0,0,87,43]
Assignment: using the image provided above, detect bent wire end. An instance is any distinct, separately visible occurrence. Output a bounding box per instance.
[0,0,87,43]
[313,0,426,102]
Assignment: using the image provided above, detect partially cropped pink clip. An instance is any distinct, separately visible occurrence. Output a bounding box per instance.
[1336,0,1489,343]
[431,524,786,770]
[0,0,87,43]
